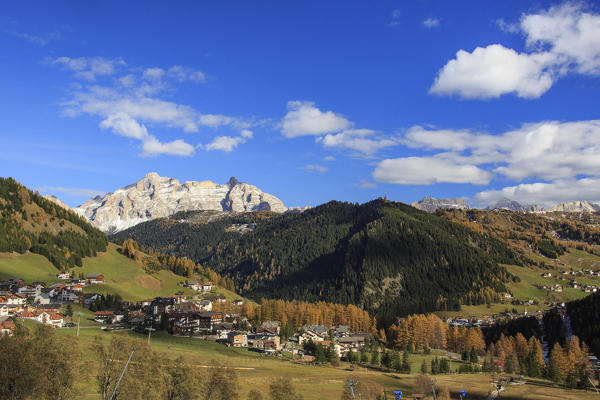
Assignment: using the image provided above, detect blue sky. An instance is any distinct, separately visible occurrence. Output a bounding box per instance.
[1,1,599,208]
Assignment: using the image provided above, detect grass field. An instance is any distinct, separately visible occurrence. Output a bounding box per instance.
[0,251,63,284]
[71,243,197,301]
[45,323,598,400]
[0,244,200,301]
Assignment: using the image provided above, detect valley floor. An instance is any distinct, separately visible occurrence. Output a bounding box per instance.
[47,321,597,400]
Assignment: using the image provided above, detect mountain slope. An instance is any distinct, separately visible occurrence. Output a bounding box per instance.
[74,173,287,233]
[113,199,520,318]
[0,177,107,270]
[0,243,205,301]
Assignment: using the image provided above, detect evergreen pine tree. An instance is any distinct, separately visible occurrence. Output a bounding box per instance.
[469,347,478,364]
[392,351,402,371]
[381,351,392,369]
[402,351,411,373]
[370,352,380,366]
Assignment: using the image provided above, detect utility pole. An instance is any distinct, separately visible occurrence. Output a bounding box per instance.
[76,313,81,337]
[109,348,135,400]
[430,379,437,400]
[146,327,155,345]
[588,377,600,396]
[347,376,358,399]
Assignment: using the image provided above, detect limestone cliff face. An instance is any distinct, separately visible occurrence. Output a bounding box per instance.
[490,198,543,212]
[552,201,600,213]
[411,197,469,213]
[73,173,287,233]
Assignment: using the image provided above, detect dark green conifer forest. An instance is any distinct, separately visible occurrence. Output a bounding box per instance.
[113,199,519,319]
[0,177,107,270]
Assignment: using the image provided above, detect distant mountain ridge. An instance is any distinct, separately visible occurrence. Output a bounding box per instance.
[489,198,543,212]
[552,200,600,213]
[412,196,600,214]
[73,172,287,233]
[410,197,468,213]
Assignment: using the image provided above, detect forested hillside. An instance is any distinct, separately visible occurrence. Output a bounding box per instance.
[113,199,519,319]
[567,292,600,357]
[0,177,107,270]
[438,208,600,263]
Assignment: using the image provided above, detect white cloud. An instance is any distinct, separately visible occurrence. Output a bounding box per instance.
[97,110,195,156]
[521,3,600,75]
[50,56,250,157]
[373,157,492,185]
[384,119,600,186]
[320,129,397,156]
[281,102,397,156]
[430,44,556,99]
[422,17,440,28]
[324,156,336,161]
[142,136,195,157]
[475,178,600,208]
[431,4,600,99]
[303,164,328,173]
[142,67,165,81]
[354,179,376,189]
[119,74,136,87]
[49,56,126,80]
[37,186,105,198]
[496,18,519,33]
[281,101,352,138]
[167,66,206,83]
[203,136,245,152]
[7,30,49,46]
[198,114,235,128]
[240,129,253,139]
[410,120,600,178]
[99,112,149,139]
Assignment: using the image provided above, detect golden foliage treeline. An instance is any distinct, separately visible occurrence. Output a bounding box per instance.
[385,313,485,353]
[213,298,376,333]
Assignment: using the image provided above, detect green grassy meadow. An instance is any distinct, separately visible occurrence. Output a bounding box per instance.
[0,251,63,284]
[45,323,598,400]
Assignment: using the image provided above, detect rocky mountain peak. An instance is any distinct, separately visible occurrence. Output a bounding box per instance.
[490,198,542,212]
[73,173,287,233]
[227,176,240,187]
[552,200,600,213]
[411,197,469,213]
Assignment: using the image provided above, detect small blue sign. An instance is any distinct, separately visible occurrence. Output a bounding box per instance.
[393,390,402,399]
[459,389,466,397]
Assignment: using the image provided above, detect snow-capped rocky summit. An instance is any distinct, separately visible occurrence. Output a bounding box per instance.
[73,172,287,233]
[411,197,469,213]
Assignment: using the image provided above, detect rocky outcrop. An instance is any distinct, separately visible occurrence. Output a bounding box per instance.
[43,195,70,210]
[490,198,543,212]
[73,173,287,233]
[411,197,469,213]
[552,201,600,213]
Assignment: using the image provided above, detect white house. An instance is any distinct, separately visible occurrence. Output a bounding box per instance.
[198,300,213,311]
[59,290,79,302]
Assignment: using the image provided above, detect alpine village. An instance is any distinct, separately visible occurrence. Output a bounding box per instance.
[3,1,600,399]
